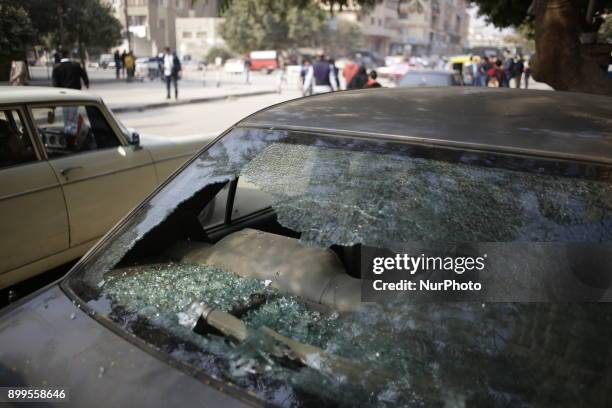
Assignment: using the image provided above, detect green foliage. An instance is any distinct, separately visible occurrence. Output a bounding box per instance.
[323,19,364,57]
[1,0,121,57]
[205,46,234,64]
[0,4,36,62]
[219,0,327,54]
[471,0,533,28]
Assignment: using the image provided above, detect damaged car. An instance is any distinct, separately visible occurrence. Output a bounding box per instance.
[1,88,612,407]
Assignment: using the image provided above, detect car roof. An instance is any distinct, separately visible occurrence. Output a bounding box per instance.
[0,86,102,105]
[238,87,612,164]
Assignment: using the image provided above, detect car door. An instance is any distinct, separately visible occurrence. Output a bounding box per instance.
[30,103,157,247]
[0,107,69,283]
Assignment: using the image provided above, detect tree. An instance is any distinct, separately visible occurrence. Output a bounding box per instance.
[219,0,327,54]
[0,4,36,64]
[323,19,364,57]
[472,0,612,95]
[2,0,121,59]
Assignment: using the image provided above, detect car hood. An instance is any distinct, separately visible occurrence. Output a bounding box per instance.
[0,285,252,407]
[139,134,214,163]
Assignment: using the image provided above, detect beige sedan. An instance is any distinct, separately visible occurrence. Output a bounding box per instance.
[0,87,207,289]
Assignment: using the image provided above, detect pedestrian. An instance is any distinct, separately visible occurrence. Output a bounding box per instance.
[114,50,122,79]
[513,57,524,88]
[9,60,29,86]
[341,56,359,90]
[366,70,382,88]
[300,59,312,96]
[53,50,61,66]
[501,53,514,87]
[121,50,127,78]
[347,65,368,89]
[302,52,338,95]
[328,58,340,89]
[52,50,89,89]
[523,60,531,89]
[479,56,492,86]
[124,51,136,82]
[489,60,506,88]
[276,52,286,94]
[244,55,252,84]
[162,46,182,99]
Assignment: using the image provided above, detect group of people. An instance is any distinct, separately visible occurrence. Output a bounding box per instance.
[113,50,136,81]
[300,53,381,96]
[114,47,181,99]
[471,53,531,89]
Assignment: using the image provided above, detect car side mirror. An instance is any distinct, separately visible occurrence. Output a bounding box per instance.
[128,130,141,149]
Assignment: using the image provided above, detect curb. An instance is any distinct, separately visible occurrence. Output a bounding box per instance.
[109,89,277,114]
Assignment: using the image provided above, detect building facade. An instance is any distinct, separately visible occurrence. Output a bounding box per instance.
[397,0,470,56]
[333,0,403,57]
[175,17,225,61]
[105,0,219,56]
[333,0,469,57]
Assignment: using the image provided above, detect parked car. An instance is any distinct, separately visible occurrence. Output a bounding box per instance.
[98,53,115,69]
[398,69,463,87]
[1,88,611,407]
[223,58,245,74]
[0,87,207,289]
[135,56,161,81]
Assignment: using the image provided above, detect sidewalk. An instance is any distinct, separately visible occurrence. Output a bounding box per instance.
[25,66,283,113]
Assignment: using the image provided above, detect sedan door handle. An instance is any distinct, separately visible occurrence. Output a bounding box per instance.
[59,166,83,178]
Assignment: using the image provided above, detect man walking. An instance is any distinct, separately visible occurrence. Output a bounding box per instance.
[162,47,181,99]
[114,50,122,79]
[302,52,338,95]
[513,57,525,88]
[501,53,514,87]
[52,50,89,89]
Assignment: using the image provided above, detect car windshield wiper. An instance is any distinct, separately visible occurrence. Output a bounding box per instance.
[178,301,394,391]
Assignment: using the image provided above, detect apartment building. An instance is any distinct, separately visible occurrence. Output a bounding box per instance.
[397,0,470,56]
[105,0,219,56]
[333,0,469,57]
[175,17,225,61]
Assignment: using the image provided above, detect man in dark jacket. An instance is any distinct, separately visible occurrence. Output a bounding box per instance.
[162,47,182,99]
[52,51,89,90]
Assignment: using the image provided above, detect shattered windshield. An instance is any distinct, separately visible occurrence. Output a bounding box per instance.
[66,128,612,407]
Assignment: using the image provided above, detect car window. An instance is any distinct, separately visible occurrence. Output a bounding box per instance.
[198,178,272,230]
[31,105,120,159]
[399,72,452,87]
[67,128,612,408]
[0,109,37,169]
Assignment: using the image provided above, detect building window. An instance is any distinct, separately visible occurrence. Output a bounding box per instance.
[182,31,193,38]
[196,31,207,38]
[159,19,165,29]
[370,17,375,25]
[128,15,147,26]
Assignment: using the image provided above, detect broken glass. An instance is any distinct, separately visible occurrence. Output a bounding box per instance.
[66,127,612,407]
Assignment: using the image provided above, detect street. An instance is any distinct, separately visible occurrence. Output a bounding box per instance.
[29,65,302,138]
[115,91,301,139]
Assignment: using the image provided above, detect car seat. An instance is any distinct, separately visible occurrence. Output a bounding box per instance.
[169,228,362,312]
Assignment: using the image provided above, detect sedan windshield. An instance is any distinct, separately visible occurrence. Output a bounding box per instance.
[66,128,612,407]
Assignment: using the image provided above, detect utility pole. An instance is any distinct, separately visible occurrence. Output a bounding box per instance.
[124,0,132,51]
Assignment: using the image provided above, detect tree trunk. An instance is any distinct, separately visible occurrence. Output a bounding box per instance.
[530,0,612,95]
